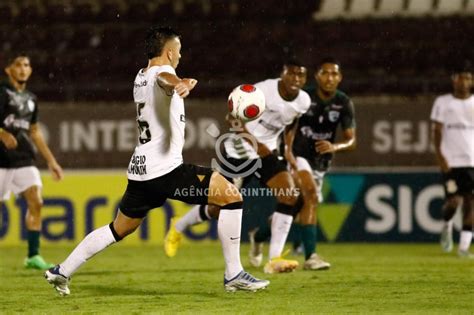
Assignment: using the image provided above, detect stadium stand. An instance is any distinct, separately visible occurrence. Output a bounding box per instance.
[0,0,472,101]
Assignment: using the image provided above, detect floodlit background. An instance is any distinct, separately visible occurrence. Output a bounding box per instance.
[1,1,473,313]
[0,0,473,244]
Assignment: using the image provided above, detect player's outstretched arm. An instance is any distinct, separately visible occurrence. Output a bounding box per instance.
[156,72,197,99]
[29,123,64,181]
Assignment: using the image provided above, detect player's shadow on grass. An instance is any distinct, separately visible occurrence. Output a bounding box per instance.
[78,267,221,276]
[162,267,221,273]
[77,284,223,297]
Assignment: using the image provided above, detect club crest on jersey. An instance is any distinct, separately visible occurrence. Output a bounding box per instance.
[27,99,35,112]
[328,111,340,122]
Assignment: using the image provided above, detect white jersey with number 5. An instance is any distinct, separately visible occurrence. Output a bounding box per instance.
[224,78,311,159]
[127,65,185,181]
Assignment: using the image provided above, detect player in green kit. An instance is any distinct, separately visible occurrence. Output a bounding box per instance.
[291,57,356,269]
[0,54,64,270]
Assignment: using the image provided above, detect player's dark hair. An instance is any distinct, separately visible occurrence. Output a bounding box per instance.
[4,53,30,67]
[284,57,306,68]
[451,60,472,75]
[145,26,180,59]
[317,57,341,71]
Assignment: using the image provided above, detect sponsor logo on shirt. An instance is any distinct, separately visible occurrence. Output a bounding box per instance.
[300,126,333,140]
[134,80,147,88]
[3,114,31,130]
[258,119,280,132]
[446,123,474,130]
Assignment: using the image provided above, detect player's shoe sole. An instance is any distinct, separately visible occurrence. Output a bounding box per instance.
[44,266,70,296]
[224,270,270,292]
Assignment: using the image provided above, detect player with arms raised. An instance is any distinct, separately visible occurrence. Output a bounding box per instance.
[44,26,269,295]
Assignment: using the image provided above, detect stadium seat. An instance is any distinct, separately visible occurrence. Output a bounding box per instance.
[374,0,404,17]
[348,0,375,19]
[405,0,434,16]
[465,0,474,14]
[0,2,15,24]
[313,0,347,20]
[435,0,463,15]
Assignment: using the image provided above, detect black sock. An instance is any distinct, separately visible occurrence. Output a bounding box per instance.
[27,230,40,258]
[442,204,457,222]
[254,224,271,242]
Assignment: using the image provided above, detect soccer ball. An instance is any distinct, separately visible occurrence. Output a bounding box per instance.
[228,84,265,122]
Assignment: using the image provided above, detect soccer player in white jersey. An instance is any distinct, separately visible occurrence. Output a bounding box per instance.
[165,60,311,274]
[44,26,269,296]
[431,62,474,258]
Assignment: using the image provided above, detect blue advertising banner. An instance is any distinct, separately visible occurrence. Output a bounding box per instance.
[242,171,455,243]
[0,171,456,246]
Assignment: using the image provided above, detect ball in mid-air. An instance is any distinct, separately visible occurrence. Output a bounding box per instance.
[228,84,265,122]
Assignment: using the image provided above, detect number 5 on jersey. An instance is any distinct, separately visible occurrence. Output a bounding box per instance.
[136,102,151,144]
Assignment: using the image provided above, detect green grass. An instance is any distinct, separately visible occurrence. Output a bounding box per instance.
[0,243,473,314]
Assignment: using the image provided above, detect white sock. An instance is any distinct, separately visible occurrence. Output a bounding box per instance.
[218,209,243,280]
[175,205,206,233]
[269,212,293,259]
[59,225,117,277]
[444,219,453,233]
[459,230,473,252]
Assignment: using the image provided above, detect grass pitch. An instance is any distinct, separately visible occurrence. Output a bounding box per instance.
[0,243,472,314]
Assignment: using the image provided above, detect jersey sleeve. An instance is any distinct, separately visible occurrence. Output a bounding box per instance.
[294,91,311,117]
[430,97,443,123]
[340,99,356,129]
[154,65,176,76]
[31,98,39,124]
[254,80,275,110]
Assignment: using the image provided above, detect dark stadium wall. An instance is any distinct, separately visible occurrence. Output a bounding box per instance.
[37,96,437,169]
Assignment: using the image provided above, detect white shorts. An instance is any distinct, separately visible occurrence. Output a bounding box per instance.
[0,166,42,201]
[295,156,326,202]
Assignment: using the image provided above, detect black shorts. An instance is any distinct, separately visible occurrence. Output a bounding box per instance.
[443,167,474,197]
[218,154,287,186]
[119,164,213,218]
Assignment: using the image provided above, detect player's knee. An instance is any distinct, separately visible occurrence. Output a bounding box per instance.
[220,191,243,207]
[219,182,243,205]
[276,189,298,206]
[27,198,43,213]
[445,196,460,210]
[305,188,318,206]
